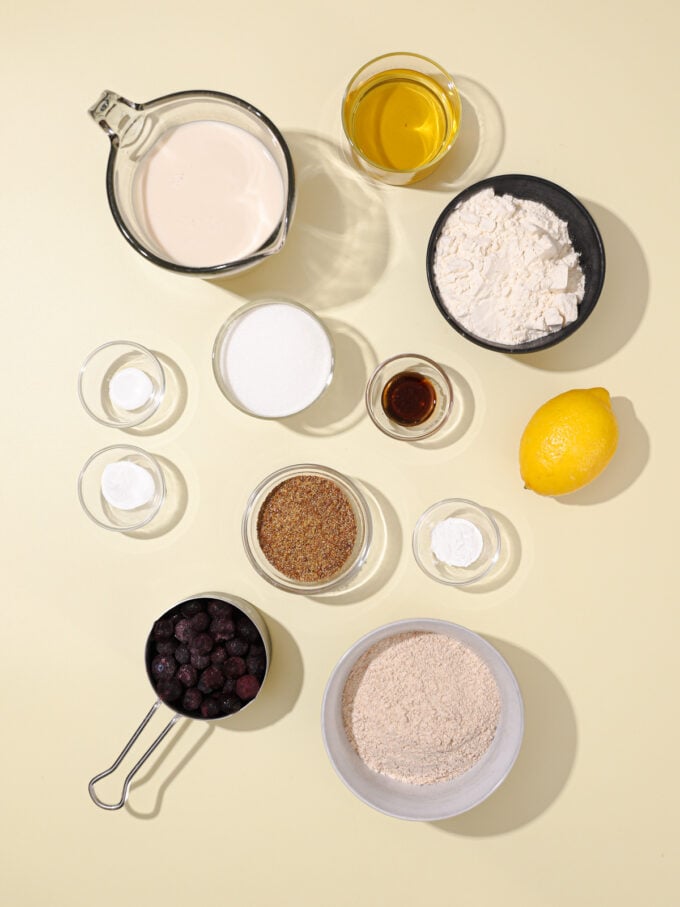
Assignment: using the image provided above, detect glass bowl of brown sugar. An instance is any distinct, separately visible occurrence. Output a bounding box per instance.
[242,463,373,594]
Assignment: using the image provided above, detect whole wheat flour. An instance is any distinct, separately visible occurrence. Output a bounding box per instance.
[433,188,586,345]
[342,631,501,785]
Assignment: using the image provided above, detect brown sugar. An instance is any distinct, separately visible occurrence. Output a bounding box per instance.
[256,475,358,583]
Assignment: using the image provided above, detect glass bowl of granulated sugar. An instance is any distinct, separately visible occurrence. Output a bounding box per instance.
[426,174,605,353]
[321,619,523,820]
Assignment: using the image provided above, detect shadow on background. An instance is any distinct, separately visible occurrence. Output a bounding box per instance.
[124,353,187,436]
[432,639,577,835]
[216,132,389,310]
[284,319,377,437]
[311,480,401,606]
[418,76,505,194]
[414,364,476,450]
[516,202,649,370]
[459,509,522,593]
[125,615,303,818]
[127,455,188,539]
[556,397,648,505]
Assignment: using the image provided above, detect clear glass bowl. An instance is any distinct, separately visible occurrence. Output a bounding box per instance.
[321,618,524,820]
[412,498,500,585]
[342,52,462,186]
[212,300,334,419]
[78,341,165,428]
[365,353,453,441]
[78,444,166,532]
[242,463,372,594]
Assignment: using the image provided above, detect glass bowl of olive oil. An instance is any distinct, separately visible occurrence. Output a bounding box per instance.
[342,52,462,186]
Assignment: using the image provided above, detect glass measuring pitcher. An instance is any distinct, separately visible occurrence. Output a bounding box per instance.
[89,90,296,277]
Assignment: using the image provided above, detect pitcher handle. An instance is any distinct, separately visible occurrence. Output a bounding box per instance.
[88,700,181,810]
[88,90,142,144]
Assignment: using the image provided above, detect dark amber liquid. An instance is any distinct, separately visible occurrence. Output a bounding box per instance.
[381,371,437,426]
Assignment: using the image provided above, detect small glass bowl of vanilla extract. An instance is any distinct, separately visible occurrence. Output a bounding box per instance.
[365,353,453,441]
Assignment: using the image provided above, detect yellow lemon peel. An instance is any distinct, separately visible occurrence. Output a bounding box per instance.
[519,388,618,496]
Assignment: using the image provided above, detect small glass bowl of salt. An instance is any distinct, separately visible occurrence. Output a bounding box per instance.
[412,498,500,585]
[78,445,166,531]
[78,341,165,428]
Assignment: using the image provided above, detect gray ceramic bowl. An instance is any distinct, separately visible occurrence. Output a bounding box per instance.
[321,618,523,820]
[426,174,605,353]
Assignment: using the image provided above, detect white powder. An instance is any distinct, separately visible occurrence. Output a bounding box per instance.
[433,188,586,345]
[342,632,501,785]
[101,461,156,510]
[219,302,333,417]
[431,517,483,567]
[108,367,153,411]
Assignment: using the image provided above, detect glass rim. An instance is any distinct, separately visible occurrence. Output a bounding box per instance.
[77,340,166,428]
[242,463,373,594]
[342,52,461,177]
[77,444,166,532]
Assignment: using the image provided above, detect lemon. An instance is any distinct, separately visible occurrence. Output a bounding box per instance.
[519,388,618,496]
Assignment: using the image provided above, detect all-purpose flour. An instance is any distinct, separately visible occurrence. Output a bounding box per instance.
[433,188,585,345]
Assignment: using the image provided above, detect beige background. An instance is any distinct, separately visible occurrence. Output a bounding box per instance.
[2,1,678,904]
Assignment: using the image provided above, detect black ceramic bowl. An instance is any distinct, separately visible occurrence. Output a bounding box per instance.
[426,174,605,353]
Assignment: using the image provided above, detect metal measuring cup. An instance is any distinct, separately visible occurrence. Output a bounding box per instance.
[88,592,271,810]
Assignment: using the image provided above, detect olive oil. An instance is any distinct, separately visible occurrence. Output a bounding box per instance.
[343,68,459,174]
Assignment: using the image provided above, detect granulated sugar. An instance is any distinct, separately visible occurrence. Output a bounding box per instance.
[342,631,500,785]
[433,188,585,345]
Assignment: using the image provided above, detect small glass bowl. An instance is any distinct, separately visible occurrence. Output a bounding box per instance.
[78,445,166,532]
[212,300,334,419]
[365,353,453,440]
[242,463,372,594]
[342,52,462,186]
[78,341,165,428]
[413,498,500,585]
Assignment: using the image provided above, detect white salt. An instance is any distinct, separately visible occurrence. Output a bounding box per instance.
[101,461,156,510]
[219,302,333,417]
[109,367,154,411]
[431,517,483,567]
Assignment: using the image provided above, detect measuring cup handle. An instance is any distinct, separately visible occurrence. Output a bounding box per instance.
[88,700,181,810]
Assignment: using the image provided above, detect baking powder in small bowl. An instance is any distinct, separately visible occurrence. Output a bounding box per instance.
[213,300,334,418]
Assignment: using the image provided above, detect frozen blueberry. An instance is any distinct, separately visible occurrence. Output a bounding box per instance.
[215,692,242,715]
[200,698,220,719]
[210,617,235,641]
[157,677,183,704]
[177,663,198,687]
[224,656,246,678]
[246,653,266,677]
[207,599,232,618]
[247,642,265,658]
[151,655,177,680]
[190,633,213,655]
[222,676,236,694]
[156,640,176,657]
[225,637,248,657]
[174,619,196,644]
[175,645,191,665]
[191,653,211,670]
[180,599,204,618]
[182,688,203,712]
[210,646,228,665]
[235,674,260,701]
[197,666,224,694]
[152,617,175,640]
[236,617,260,643]
[190,612,210,632]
